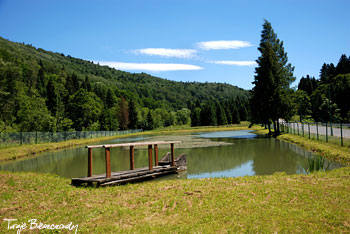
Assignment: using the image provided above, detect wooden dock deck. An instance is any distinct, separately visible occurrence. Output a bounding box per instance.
[72,165,177,187]
[71,141,184,187]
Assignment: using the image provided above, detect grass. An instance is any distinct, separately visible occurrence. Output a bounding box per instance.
[0,123,255,163]
[1,168,349,233]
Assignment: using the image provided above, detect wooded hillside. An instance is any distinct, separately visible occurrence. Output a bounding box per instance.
[0,37,250,132]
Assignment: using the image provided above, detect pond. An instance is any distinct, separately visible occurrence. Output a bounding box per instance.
[0,130,342,179]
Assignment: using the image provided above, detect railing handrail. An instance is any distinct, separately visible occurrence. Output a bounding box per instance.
[87,141,181,149]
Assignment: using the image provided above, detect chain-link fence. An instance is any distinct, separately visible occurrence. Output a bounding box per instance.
[0,129,143,148]
[280,122,350,147]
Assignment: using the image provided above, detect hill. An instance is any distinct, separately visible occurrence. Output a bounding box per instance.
[0,36,250,132]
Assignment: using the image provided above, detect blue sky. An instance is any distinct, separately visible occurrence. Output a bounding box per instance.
[0,0,349,90]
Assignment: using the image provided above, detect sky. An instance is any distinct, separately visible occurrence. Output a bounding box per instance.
[0,0,349,90]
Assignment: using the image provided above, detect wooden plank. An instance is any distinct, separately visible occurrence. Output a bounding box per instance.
[171,143,175,167]
[86,145,105,149]
[100,170,177,186]
[72,166,172,182]
[102,141,181,149]
[88,148,93,177]
[154,144,158,166]
[105,147,111,178]
[148,145,153,171]
[130,145,134,170]
[94,167,174,183]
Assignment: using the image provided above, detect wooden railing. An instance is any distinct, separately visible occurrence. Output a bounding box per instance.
[86,141,181,178]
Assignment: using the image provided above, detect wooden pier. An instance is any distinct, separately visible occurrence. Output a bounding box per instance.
[71,141,183,187]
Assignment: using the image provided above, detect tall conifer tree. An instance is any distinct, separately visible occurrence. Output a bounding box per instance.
[251,20,295,133]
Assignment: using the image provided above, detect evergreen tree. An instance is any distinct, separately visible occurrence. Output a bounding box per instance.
[128,98,138,129]
[216,102,228,125]
[46,79,56,114]
[146,110,154,130]
[82,75,91,92]
[336,54,350,75]
[200,102,217,126]
[298,75,318,96]
[251,19,295,133]
[37,61,46,97]
[191,107,201,126]
[118,97,130,130]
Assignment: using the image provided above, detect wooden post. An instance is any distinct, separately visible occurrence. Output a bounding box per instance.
[130,146,134,170]
[148,145,153,171]
[88,148,93,177]
[171,143,175,167]
[154,144,158,166]
[105,147,111,178]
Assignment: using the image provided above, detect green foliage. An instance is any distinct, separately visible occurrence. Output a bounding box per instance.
[67,89,103,130]
[251,20,295,130]
[301,54,350,123]
[293,90,311,122]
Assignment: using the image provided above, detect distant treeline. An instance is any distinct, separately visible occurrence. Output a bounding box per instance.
[297,54,350,122]
[0,37,250,132]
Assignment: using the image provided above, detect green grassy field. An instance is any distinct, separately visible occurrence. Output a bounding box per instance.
[1,168,349,233]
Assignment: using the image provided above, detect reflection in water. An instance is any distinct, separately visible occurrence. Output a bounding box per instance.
[0,130,342,179]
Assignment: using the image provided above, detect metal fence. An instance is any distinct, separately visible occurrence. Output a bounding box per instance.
[0,129,143,148]
[280,122,350,147]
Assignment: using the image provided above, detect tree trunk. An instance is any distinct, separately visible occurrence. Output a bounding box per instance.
[268,122,271,134]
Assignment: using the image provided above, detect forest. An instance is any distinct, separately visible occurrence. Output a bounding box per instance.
[0,37,250,132]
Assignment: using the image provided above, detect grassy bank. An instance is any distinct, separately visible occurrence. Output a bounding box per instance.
[1,168,349,233]
[0,123,256,163]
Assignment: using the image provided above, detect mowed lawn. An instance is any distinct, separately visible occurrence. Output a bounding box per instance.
[1,167,349,233]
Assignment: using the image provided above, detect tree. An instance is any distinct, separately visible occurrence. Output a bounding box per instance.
[82,75,91,91]
[293,90,311,122]
[298,75,318,96]
[16,95,53,131]
[216,102,228,125]
[191,107,201,126]
[250,19,295,133]
[145,110,154,130]
[67,88,103,130]
[175,108,191,125]
[128,98,138,129]
[336,54,350,75]
[118,97,130,130]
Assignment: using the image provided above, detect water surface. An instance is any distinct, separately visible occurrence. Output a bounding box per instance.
[0,130,341,179]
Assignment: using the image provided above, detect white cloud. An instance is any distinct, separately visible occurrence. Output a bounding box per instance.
[211,60,257,66]
[97,61,203,72]
[197,40,253,50]
[133,48,197,58]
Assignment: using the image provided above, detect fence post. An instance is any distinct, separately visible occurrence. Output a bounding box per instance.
[316,122,319,140]
[302,123,304,136]
[297,122,299,135]
[340,123,343,147]
[20,131,23,146]
[326,123,328,142]
[331,122,333,136]
[308,123,310,139]
[35,131,38,144]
